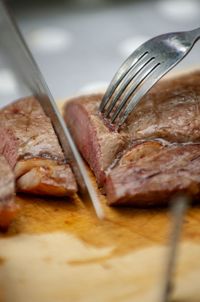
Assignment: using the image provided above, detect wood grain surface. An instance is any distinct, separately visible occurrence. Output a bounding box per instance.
[0,96,200,302]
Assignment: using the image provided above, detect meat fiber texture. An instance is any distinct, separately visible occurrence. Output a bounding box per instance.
[0,155,18,230]
[64,71,200,206]
[0,97,77,197]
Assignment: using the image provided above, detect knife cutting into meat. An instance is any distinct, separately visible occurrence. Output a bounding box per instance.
[0,0,104,219]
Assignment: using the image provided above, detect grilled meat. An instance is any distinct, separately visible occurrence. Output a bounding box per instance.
[64,71,200,205]
[0,156,18,229]
[64,94,128,186]
[0,97,77,196]
[106,142,200,205]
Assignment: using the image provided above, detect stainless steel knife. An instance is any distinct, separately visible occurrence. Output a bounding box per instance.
[161,194,190,302]
[0,0,104,219]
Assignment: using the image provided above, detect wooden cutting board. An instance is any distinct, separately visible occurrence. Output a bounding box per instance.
[0,98,200,302]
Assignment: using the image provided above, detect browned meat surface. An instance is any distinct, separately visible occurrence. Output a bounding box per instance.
[0,156,18,230]
[0,97,77,196]
[106,143,200,205]
[64,71,200,205]
[126,72,200,143]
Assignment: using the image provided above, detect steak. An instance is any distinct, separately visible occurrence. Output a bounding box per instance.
[0,127,18,168]
[106,143,200,205]
[0,156,18,229]
[0,97,77,197]
[64,94,128,186]
[64,71,200,205]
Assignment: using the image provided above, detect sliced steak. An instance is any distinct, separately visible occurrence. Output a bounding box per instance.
[16,159,77,196]
[106,143,200,205]
[0,127,18,168]
[0,97,77,196]
[0,156,18,230]
[126,71,200,142]
[64,94,128,186]
[64,71,200,205]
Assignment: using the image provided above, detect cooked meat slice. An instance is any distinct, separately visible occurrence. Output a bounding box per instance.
[64,94,128,186]
[64,71,200,205]
[0,97,77,196]
[0,127,18,168]
[17,159,76,196]
[106,143,200,206]
[0,96,65,161]
[116,140,164,167]
[126,71,200,142]
[0,156,18,230]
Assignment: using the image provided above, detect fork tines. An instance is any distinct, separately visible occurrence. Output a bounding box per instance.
[100,48,161,127]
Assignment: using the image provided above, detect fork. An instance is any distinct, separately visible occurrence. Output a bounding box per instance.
[99,28,200,127]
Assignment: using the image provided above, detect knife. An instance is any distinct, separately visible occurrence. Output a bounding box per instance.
[161,194,190,302]
[0,0,104,219]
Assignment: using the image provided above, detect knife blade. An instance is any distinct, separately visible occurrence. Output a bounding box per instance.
[161,194,190,302]
[0,0,104,219]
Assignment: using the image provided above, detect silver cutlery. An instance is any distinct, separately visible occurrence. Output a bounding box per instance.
[100,28,200,127]
[161,194,190,302]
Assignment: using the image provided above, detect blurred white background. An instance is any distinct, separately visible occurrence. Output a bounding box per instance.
[0,0,200,106]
